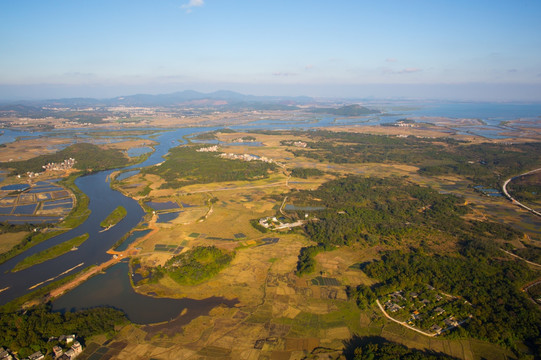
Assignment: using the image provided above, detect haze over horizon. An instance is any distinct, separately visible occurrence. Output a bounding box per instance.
[2,0,541,101]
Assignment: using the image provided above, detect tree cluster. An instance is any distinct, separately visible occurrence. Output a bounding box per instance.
[289,167,324,179]
[154,246,234,285]
[352,340,458,360]
[0,305,127,358]
[143,146,276,189]
[363,246,541,350]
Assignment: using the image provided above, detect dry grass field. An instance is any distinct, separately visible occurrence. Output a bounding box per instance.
[0,231,29,255]
[92,129,539,359]
[0,137,73,162]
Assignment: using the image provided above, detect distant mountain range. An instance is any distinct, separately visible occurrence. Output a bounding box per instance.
[0,90,382,119]
[0,90,314,108]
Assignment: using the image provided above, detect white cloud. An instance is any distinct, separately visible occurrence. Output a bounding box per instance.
[382,67,422,75]
[63,72,96,78]
[385,58,398,63]
[272,72,297,77]
[181,0,204,13]
[398,67,422,74]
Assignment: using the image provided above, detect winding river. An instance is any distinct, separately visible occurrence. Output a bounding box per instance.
[0,127,217,314]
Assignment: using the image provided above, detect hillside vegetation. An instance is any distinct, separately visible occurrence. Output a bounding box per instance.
[0,143,131,175]
[143,145,276,189]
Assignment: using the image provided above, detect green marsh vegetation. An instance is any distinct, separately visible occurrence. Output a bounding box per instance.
[12,233,89,272]
[100,206,127,228]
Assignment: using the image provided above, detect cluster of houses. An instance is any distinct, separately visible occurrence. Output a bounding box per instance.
[258,216,304,230]
[386,120,417,127]
[196,146,276,165]
[42,158,76,172]
[219,152,274,164]
[21,171,41,179]
[196,145,219,152]
[382,287,470,335]
[0,335,83,360]
[0,347,14,360]
[17,158,77,178]
[231,137,256,143]
[281,140,307,148]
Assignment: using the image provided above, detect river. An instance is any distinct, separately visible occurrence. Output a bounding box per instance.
[0,127,216,313]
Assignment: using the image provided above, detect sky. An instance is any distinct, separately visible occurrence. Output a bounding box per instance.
[1,0,541,101]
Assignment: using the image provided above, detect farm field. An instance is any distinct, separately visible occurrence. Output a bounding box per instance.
[90,128,541,359]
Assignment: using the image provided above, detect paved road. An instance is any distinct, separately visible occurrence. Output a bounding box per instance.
[502,168,541,218]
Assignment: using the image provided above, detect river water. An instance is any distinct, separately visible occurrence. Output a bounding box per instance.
[51,261,238,324]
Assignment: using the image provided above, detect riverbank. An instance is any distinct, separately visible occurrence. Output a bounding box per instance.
[40,214,159,304]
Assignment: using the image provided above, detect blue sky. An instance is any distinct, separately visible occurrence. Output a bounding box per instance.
[1,0,541,100]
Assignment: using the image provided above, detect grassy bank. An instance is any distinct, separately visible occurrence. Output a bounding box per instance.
[12,233,89,272]
[100,206,127,228]
[0,265,92,313]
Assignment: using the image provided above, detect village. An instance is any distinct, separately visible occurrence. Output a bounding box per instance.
[379,284,472,336]
[196,145,275,164]
[42,158,76,172]
[0,334,82,360]
[258,215,305,230]
[16,158,76,179]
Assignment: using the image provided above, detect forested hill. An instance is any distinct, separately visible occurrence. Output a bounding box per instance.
[290,174,540,353]
[0,143,131,175]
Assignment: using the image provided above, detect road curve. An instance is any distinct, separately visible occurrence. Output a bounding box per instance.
[502,168,541,218]
[375,299,436,337]
[500,248,541,268]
